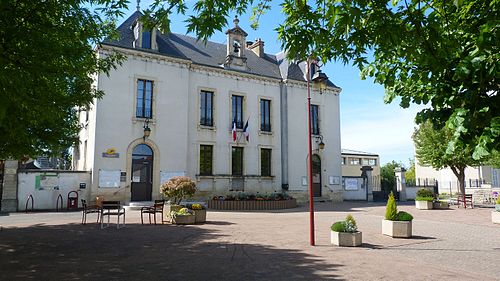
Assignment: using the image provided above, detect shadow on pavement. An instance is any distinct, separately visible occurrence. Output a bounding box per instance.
[0,223,343,280]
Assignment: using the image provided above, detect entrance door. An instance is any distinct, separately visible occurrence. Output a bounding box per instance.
[312,154,322,197]
[131,144,153,201]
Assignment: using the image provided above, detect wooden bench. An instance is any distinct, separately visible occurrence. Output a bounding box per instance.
[457,194,473,209]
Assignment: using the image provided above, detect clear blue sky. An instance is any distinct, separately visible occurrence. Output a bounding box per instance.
[119,1,422,167]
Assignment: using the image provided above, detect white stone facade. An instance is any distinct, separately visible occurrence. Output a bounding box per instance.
[74,13,342,203]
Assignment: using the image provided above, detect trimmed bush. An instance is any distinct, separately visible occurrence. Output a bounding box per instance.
[331,214,359,233]
[416,188,434,198]
[415,196,434,202]
[331,221,346,232]
[385,191,398,221]
[396,211,413,221]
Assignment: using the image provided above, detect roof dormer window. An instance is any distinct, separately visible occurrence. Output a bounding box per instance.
[142,30,152,49]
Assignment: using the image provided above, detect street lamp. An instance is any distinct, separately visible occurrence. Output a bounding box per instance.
[306,58,328,246]
[143,119,151,140]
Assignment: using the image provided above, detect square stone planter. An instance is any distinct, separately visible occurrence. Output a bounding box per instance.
[382,219,412,238]
[496,205,500,212]
[331,231,362,247]
[433,201,449,209]
[172,214,195,225]
[415,200,433,210]
[194,209,206,223]
[163,204,182,222]
[492,211,500,224]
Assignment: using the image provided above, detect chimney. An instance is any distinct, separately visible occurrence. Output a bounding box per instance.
[248,38,265,58]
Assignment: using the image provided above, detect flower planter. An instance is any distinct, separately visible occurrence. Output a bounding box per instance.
[495,205,500,212]
[415,200,433,210]
[492,211,500,224]
[172,214,195,225]
[382,219,412,238]
[194,209,207,223]
[433,201,449,209]
[207,198,297,210]
[163,204,182,222]
[331,231,362,247]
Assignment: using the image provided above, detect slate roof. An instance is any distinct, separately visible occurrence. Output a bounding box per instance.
[103,11,339,88]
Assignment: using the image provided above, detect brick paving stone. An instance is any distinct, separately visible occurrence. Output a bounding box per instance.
[0,201,499,280]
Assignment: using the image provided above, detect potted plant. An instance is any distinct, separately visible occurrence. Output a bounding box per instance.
[415,188,434,210]
[160,176,197,221]
[188,203,206,223]
[433,199,449,209]
[492,197,500,224]
[171,208,195,225]
[382,191,414,238]
[330,214,362,247]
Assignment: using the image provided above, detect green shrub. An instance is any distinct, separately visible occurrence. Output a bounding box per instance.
[415,196,434,202]
[385,191,398,221]
[496,197,500,205]
[416,188,434,198]
[396,211,413,221]
[331,214,358,233]
[344,214,358,233]
[331,221,346,232]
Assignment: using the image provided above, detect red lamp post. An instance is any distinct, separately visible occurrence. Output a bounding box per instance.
[306,58,328,246]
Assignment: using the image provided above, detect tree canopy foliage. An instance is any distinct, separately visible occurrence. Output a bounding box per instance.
[380,160,402,193]
[413,121,480,195]
[0,0,125,159]
[140,0,498,160]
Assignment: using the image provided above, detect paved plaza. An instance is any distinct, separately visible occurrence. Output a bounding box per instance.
[1,201,499,280]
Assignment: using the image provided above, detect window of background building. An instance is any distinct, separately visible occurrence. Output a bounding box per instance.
[362,158,370,165]
[349,158,360,165]
[341,157,346,165]
[369,159,377,166]
[199,145,213,175]
[310,104,319,135]
[200,90,214,126]
[260,99,271,132]
[136,79,153,118]
[232,95,244,129]
[261,148,272,176]
[232,147,243,176]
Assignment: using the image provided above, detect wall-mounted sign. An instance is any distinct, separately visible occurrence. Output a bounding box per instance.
[344,178,360,191]
[102,148,120,158]
[329,176,340,185]
[79,183,86,189]
[35,173,59,190]
[120,172,126,182]
[98,170,120,188]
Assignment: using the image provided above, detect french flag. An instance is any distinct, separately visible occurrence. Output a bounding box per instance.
[232,118,237,142]
[243,119,249,141]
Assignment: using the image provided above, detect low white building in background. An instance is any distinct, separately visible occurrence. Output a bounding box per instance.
[416,163,500,194]
[73,11,343,203]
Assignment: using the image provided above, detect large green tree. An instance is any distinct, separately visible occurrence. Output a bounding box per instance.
[140,0,498,160]
[0,0,125,159]
[380,160,402,193]
[413,121,480,198]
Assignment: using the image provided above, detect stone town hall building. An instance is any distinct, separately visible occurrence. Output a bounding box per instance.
[74,11,343,203]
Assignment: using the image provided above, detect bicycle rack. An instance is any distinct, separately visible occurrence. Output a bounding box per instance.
[56,194,63,212]
[25,194,34,213]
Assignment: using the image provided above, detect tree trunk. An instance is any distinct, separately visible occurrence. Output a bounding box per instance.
[450,166,466,208]
[458,171,466,208]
